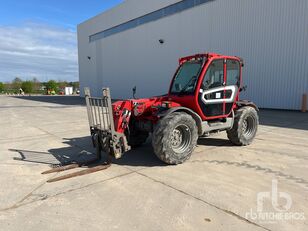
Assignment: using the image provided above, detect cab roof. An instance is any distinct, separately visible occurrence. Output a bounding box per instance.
[179,53,242,65]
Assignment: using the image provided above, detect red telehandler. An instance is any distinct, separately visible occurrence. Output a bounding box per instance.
[85,53,259,165]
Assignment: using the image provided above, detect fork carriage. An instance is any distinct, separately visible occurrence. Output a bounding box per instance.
[84,87,131,159]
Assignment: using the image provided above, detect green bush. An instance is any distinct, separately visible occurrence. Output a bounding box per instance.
[46,80,58,92]
[12,77,23,91]
[0,82,4,92]
[21,81,34,93]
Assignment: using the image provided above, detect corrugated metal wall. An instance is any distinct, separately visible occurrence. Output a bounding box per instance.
[213,0,308,110]
[78,0,308,110]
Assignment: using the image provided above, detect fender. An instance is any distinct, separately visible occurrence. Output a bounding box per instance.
[236,100,259,111]
[157,107,203,135]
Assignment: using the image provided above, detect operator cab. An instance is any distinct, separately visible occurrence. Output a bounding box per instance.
[169,53,242,120]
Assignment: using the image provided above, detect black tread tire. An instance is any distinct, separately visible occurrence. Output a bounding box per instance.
[227,106,259,146]
[128,131,149,148]
[152,112,198,165]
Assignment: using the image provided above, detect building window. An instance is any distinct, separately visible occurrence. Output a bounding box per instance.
[89,0,213,42]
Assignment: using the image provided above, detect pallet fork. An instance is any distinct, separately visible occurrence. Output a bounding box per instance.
[42,88,123,182]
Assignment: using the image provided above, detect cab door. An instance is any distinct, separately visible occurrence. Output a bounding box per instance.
[198,59,225,118]
[224,59,241,116]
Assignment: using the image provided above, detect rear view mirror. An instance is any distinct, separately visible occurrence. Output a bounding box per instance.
[132,86,137,99]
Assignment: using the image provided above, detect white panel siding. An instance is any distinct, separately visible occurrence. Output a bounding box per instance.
[78,0,308,110]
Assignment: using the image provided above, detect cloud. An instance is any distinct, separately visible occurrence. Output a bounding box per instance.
[0,22,78,82]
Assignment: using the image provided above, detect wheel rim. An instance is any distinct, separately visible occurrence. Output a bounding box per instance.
[170,124,191,153]
[242,115,256,139]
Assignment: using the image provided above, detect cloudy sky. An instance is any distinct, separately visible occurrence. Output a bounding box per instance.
[0,0,123,83]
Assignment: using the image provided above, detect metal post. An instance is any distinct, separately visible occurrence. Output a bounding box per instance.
[84,87,94,127]
[103,88,116,134]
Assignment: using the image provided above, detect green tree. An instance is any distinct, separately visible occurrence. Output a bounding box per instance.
[58,81,68,90]
[32,77,39,83]
[0,82,4,92]
[32,77,41,92]
[21,81,34,93]
[72,82,80,90]
[12,77,23,91]
[46,80,58,92]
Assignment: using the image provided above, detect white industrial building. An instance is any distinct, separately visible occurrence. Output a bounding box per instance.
[78,0,308,110]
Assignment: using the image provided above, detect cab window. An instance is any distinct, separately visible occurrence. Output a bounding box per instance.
[226,60,240,86]
[201,59,224,90]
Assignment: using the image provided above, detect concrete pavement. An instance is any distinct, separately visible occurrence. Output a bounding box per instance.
[0,95,307,231]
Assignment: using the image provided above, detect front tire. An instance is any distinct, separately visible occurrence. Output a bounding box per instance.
[152,112,198,165]
[227,106,259,146]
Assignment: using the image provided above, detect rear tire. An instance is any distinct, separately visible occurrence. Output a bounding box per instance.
[152,112,198,165]
[227,106,259,146]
